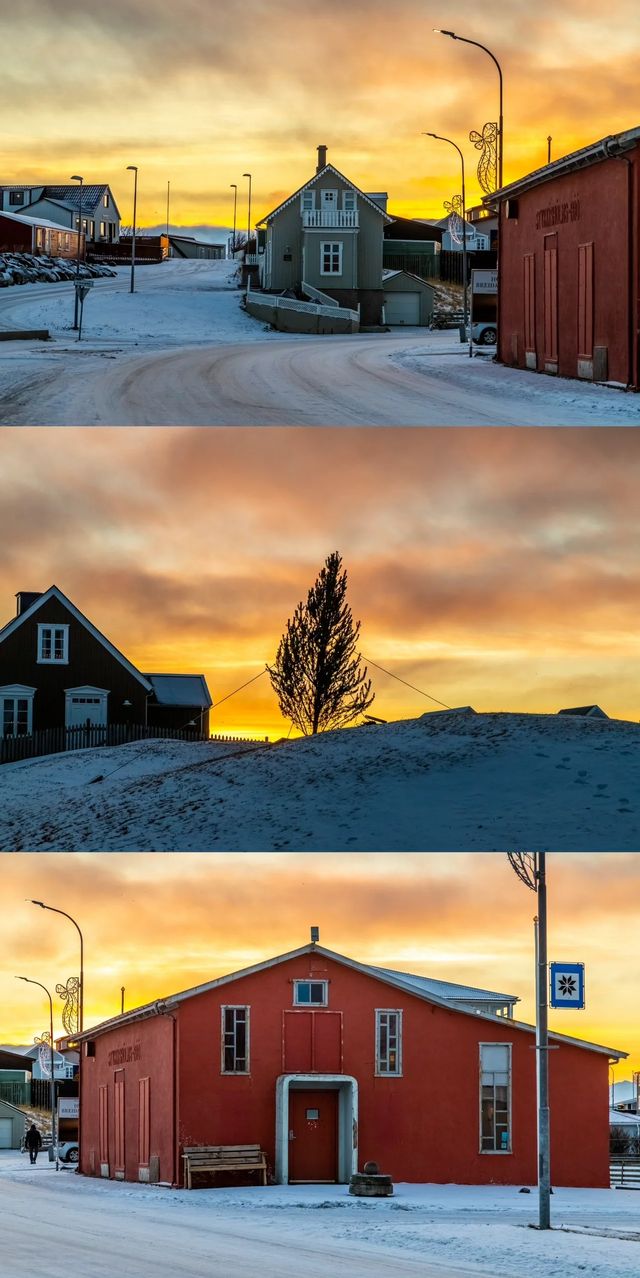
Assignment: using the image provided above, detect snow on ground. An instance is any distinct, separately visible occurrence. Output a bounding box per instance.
[1,1151,639,1278]
[1,710,639,852]
[0,259,637,425]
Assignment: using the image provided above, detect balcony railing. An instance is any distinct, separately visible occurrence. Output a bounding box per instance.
[302,209,359,228]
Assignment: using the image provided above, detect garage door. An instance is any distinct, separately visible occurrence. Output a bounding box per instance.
[384,292,421,325]
[0,1118,14,1148]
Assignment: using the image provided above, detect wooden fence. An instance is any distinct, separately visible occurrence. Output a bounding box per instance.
[0,723,267,767]
[610,1157,640,1188]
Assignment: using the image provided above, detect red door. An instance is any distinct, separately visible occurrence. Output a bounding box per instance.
[289,1090,338,1183]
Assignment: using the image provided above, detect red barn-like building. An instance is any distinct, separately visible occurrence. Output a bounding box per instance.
[495,125,640,389]
[77,942,625,1188]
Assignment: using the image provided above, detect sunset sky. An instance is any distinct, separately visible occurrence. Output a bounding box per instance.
[3,852,639,1075]
[2,1,639,230]
[1,427,638,739]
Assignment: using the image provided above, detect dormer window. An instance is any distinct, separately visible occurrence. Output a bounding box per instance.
[293,980,328,1006]
[37,623,69,664]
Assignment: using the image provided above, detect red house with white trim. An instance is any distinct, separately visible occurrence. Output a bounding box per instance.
[76,941,625,1188]
[494,124,640,388]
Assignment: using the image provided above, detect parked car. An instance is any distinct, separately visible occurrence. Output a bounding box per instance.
[471,321,497,345]
[55,1140,79,1163]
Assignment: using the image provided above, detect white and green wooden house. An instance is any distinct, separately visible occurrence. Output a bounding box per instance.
[256,147,392,325]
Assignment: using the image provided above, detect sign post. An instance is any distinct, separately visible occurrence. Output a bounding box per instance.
[74,280,94,341]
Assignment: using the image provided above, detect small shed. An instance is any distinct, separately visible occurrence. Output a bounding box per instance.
[0,1098,26,1149]
[557,706,609,719]
[382,270,435,326]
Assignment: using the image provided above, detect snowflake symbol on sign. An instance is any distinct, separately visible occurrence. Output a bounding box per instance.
[558,975,577,996]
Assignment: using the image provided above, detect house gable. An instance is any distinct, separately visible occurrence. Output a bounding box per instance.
[258,165,393,226]
[0,587,151,692]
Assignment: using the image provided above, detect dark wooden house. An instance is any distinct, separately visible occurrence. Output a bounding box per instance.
[0,586,212,738]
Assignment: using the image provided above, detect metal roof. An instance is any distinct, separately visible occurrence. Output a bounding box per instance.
[489,124,640,203]
[368,965,518,1006]
[144,673,212,709]
[0,208,78,233]
[74,943,626,1059]
[41,184,120,216]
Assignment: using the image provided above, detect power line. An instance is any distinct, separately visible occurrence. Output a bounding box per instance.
[363,656,451,710]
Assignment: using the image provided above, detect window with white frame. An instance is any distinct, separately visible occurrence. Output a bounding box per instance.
[221,1006,249,1073]
[480,1043,511,1152]
[301,190,315,211]
[375,1009,402,1075]
[320,241,342,275]
[1,686,35,738]
[292,980,328,1006]
[343,190,356,212]
[37,623,69,664]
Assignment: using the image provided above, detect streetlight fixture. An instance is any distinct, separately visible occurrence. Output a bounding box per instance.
[71,174,84,330]
[126,165,139,294]
[30,901,84,1033]
[506,853,551,1230]
[242,173,252,253]
[423,133,470,352]
[433,30,504,190]
[230,183,238,256]
[15,976,57,1167]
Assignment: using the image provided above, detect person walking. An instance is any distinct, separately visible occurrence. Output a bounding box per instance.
[25,1124,42,1165]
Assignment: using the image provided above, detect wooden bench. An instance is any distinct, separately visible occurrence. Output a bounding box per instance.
[182,1144,267,1190]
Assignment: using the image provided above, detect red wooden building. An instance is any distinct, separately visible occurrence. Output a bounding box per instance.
[76,941,624,1189]
[494,125,640,389]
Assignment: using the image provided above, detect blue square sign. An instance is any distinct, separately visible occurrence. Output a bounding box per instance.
[549,962,585,1009]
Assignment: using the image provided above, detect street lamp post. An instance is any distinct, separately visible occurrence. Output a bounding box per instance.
[71,174,84,330]
[15,976,56,1167]
[507,852,551,1230]
[30,901,84,1032]
[166,180,171,239]
[434,29,504,190]
[242,173,252,253]
[126,165,138,294]
[423,133,470,352]
[230,183,238,256]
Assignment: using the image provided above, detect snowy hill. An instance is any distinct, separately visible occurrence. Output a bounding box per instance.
[1,711,638,852]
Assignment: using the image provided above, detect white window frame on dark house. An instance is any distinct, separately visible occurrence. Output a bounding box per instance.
[37,623,69,664]
[375,1009,402,1075]
[0,685,35,738]
[343,190,356,212]
[479,1042,512,1153]
[301,190,315,212]
[292,980,328,1006]
[320,241,342,275]
[221,1005,250,1074]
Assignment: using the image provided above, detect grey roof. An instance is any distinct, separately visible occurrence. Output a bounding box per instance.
[0,208,78,233]
[490,125,640,203]
[75,943,626,1059]
[41,185,120,216]
[367,965,518,1006]
[144,673,212,709]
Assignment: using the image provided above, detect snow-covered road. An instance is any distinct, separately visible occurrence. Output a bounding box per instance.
[1,1155,639,1278]
[0,261,637,425]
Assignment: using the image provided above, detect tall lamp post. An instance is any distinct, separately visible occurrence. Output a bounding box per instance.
[434,29,504,190]
[242,173,252,252]
[71,174,84,330]
[30,901,84,1033]
[507,852,551,1230]
[126,165,138,294]
[423,132,469,351]
[15,976,56,1167]
[230,183,238,256]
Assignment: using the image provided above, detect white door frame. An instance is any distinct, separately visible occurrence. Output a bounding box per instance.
[275,1074,358,1185]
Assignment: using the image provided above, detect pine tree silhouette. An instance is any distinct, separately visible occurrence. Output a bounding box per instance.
[268,552,374,735]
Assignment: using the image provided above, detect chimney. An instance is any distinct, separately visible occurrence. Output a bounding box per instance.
[15,591,42,616]
[310,926,320,944]
[316,145,328,173]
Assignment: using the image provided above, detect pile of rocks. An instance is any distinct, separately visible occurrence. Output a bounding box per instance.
[0,253,116,288]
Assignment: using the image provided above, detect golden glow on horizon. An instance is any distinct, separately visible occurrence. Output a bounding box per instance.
[1,2,639,230]
[1,427,638,738]
[3,854,639,1075]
